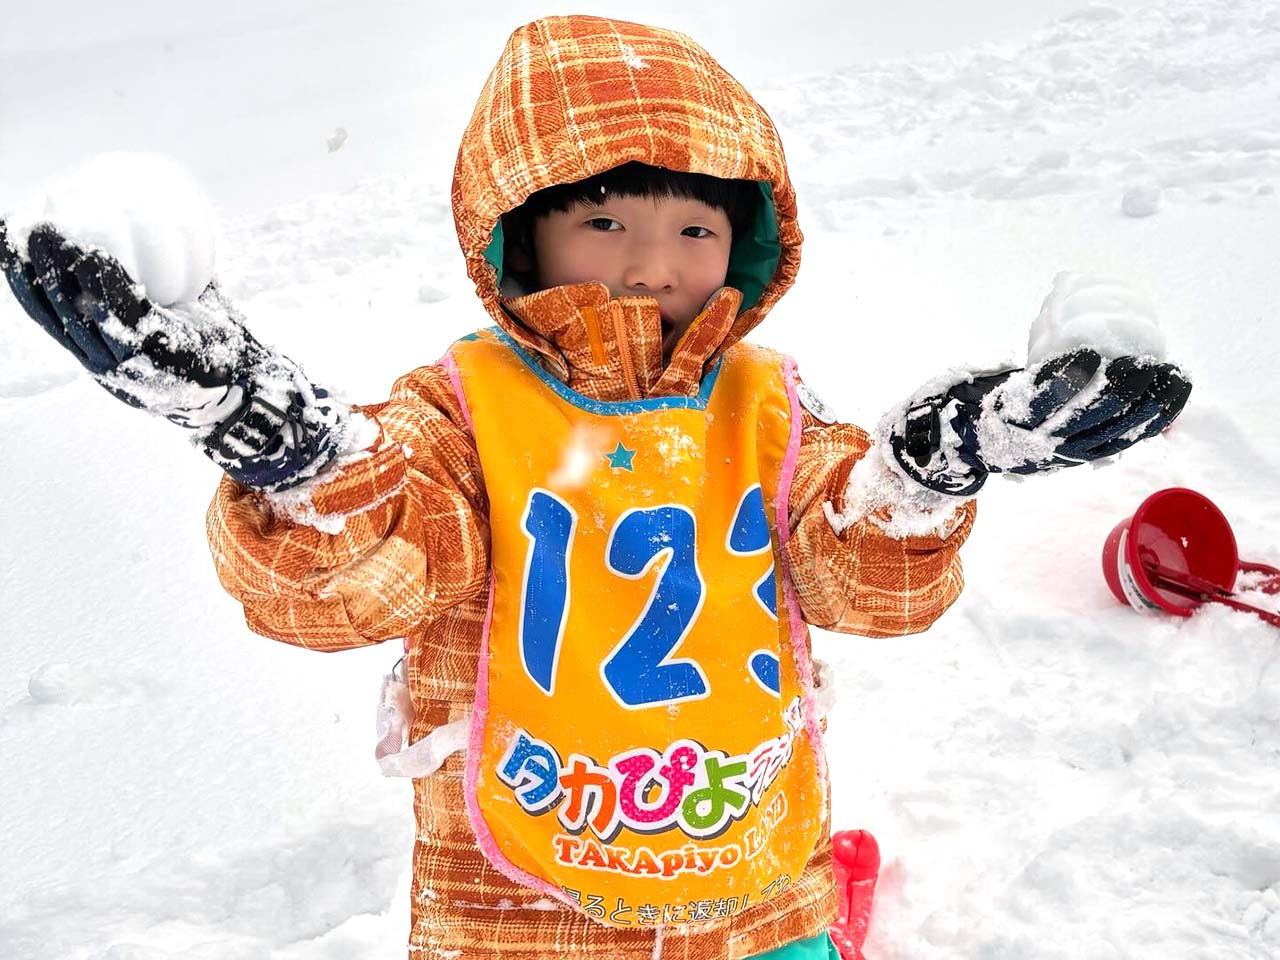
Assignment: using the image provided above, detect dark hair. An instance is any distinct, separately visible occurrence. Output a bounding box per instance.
[501,161,760,287]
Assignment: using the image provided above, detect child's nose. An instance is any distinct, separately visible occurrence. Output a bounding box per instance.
[622,246,676,293]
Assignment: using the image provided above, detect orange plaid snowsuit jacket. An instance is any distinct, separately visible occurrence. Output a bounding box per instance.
[206,16,975,960]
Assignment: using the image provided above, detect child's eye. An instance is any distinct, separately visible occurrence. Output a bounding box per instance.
[682,226,714,239]
[586,217,622,231]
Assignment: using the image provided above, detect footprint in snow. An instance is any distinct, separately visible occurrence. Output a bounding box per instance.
[24,661,165,707]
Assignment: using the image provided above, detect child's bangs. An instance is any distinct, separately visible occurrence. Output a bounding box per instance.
[519,162,758,237]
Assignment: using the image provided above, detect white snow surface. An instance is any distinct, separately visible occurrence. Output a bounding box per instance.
[1027,271,1167,362]
[7,153,216,307]
[3,2,1280,959]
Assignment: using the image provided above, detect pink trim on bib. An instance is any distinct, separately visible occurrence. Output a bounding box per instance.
[449,349,581,911]
[461,578,576,907]
[774,358,830,793]
[440,350,476,435]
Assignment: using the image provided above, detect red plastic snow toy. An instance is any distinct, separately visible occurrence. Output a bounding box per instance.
[828,829,881,960]
[1104,487,1280,629]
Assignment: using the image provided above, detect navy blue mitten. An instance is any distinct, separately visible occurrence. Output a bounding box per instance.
[1,219,350,491]
[880,349,1192,497]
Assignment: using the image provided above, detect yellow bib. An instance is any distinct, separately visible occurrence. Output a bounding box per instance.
[449,329,825,928]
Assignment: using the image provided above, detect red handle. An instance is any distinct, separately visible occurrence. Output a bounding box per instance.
[829,829,880,960]
[1240,560,1280,595]
[1147,562,1280,629]
[1207,593,1280,628]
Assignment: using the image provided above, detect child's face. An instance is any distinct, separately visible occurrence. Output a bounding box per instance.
[530,194,734,356]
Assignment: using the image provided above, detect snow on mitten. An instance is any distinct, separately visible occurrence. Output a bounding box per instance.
[877,348,1191,498]
[1,219,365,492]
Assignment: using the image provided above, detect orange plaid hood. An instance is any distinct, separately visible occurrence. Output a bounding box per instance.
[451,15,802,368]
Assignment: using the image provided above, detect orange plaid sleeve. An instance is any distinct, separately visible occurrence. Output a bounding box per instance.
[206,363,489,651]
[786,409,976,638]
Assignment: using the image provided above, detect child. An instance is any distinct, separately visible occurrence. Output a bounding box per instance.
[0,15,1189,960]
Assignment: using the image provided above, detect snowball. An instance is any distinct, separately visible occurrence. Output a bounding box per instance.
[326,127,349,153]
[1121,184,1161,218]
[6,152,216,307]
[1027,271,1166,364]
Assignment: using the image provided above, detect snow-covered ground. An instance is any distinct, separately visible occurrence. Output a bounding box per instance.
[2,2,1278,958]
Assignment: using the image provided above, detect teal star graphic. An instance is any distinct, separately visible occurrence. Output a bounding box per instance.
[605,441,636,471]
